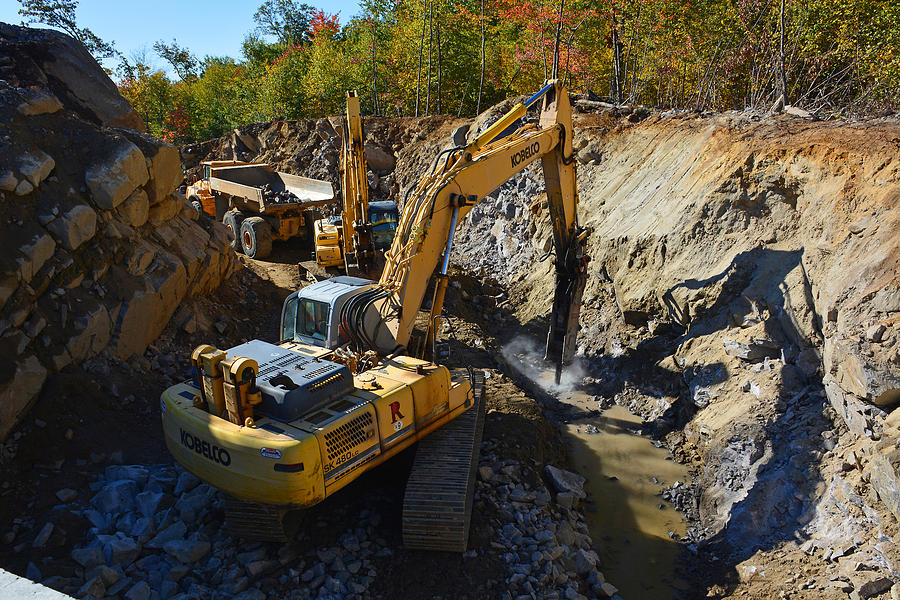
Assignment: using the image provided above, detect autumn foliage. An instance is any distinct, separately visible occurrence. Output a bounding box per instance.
[115,0,900,144]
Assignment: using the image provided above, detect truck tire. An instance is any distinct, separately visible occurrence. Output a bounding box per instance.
[188,196,203,215]
[223,210,245,253]
[240,217,273,259]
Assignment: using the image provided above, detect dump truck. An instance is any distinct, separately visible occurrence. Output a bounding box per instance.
[187,161,335,259]
[162,81,589,550]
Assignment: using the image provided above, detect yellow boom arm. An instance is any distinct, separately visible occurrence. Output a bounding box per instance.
[342,81,588,380]
[340,91,374,271]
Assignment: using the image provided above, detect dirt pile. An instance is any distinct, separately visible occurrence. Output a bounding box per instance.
[0,24,235,441]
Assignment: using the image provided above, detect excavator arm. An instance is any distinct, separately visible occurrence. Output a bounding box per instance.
[340,91,375,272]
[342,81,588,381]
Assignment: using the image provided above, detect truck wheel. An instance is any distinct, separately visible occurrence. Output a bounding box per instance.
[240,217,273,259]
[188,196,203,215]
[223,210,246,253]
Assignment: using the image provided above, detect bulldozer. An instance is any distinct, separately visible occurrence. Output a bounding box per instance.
[160,80,589,550]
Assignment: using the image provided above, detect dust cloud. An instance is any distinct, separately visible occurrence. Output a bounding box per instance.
[501,335,588,394]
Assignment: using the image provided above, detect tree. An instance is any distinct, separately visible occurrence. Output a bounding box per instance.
[153,39,198,81]
[17,0,118,61]
[253,0,316,46]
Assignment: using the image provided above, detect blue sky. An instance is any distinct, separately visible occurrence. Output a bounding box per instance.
[1,0,362,73]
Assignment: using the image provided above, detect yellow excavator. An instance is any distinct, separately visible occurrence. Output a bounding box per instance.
[160,81,589,550]
[311,91,398,277]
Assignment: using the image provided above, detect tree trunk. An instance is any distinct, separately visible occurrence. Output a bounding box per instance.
[416,0,426,117]
[551,0,564,79]
[437,8,443,114]
[426,0,433,115]
[476,0,485,114]
[611,8,623,103]
[776,0,788,104]
[371,21,379,116]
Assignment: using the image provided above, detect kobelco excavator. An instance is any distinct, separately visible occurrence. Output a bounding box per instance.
[160,80,589,550]
[311,91,398,277]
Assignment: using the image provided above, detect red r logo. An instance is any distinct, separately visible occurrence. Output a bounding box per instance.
[389,401,405,424]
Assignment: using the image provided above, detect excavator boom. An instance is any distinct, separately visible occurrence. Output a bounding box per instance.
[343,81,588,380]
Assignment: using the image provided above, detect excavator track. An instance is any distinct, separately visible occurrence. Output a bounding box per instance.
[224,496,303,542]
[402,370,486,552]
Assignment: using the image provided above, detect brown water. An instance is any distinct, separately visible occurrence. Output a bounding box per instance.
[564,404,688,599]
[502,343,689,598]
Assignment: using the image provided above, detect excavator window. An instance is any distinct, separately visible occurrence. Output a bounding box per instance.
[298,298,329,342]
[281,295,298,341]
[202,165,210,181]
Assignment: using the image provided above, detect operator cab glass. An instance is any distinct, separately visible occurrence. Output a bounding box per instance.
[202,164,210,180]
[281,295,298,341]
[369,205,399,251]
[298,299,329,341]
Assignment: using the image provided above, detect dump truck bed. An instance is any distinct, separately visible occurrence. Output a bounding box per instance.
[209,164,334,214]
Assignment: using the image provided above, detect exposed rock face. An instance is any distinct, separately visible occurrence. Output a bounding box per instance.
[451,109,900,562]
[0,23,144,130]
[0,24,235,440]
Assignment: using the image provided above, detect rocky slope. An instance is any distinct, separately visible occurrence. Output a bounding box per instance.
[453,108,900,597]
[0,24,235,441]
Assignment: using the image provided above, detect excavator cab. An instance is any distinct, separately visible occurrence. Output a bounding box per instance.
[280,276,377,348]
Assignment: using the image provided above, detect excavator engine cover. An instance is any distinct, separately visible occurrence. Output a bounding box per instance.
[227,340,353,422]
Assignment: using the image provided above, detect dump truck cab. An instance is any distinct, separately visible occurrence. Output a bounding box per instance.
[280,276,376,349]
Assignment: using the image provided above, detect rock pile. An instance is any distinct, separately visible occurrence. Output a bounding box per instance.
[39,463,390,600]
[0,24,235,440]
[258,184,301,205]
[476,443,622,600]
[20,441,619,600]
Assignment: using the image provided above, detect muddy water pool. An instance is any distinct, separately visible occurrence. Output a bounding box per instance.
[564,403,688,599]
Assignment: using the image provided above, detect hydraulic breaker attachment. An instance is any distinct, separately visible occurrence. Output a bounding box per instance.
[221,356,263,426]
[545,230,589,384]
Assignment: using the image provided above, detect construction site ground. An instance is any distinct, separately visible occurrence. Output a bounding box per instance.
[5,244,895,600]
[0,250,578,600]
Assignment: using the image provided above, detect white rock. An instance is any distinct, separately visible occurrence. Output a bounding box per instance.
[19,150,55,187]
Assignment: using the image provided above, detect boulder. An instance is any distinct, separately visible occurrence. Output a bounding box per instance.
[0,355,47,440]
[869,438,900,522]
[71,545,105,569]
[0,23,144,129]
[17,231,56,283]
[16,88,63,116]
[544,465,587,499]
[364,143,395,171]
[66,303,111,362]
[163,538,211,564]
[114,253,187,358]
[117,190,150,228]
[0,171,16,191]
[18,150,55,187]
[47,204,97,250]
[92,479,139,514]
[85,141,149,210]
